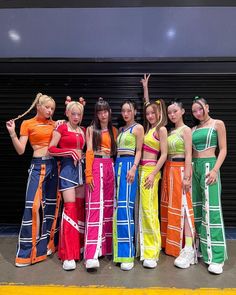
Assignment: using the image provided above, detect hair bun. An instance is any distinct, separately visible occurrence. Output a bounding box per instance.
[65,96,72,105]
[78,97,86,106]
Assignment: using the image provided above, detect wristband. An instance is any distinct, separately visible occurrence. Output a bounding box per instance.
[10,133,17,138]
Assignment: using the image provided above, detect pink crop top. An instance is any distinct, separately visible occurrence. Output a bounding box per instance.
[142,127,160,156]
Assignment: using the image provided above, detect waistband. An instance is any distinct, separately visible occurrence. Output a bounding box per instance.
[117,154,135,158]
[140,159,157,166]
[33,156,53,160]
[192,157,216,162]
[169,157,185,162]
[94,155,113,159]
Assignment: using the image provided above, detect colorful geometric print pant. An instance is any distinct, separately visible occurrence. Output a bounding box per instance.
[192,157,227,264]
[161,161,196,257]
[15,157,61,265]
[113,156,138,263]
[139,165,161,261]
[84,157,115,260]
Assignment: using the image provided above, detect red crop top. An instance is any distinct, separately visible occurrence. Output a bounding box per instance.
[49,123,86,161]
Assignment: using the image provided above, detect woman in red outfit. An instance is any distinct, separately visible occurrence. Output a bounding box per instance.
[49,96,86,271]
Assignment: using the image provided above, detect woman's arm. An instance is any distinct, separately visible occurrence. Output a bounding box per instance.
[182,126,192,193]
[48,129,80,161]
[140,74,150,104]
[85,126,95,191]
[144,127,167,189]
[126,124,144,183]
[6,119,28,155]
[206,120,227,185]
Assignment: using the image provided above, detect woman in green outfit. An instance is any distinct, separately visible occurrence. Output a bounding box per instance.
[191,96,227,275]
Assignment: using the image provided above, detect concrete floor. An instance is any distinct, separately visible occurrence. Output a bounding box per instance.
[0,237,236,289]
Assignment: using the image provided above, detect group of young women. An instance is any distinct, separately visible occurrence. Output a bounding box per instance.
[6,74,227,275]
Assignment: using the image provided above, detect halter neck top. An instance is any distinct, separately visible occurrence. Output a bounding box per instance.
[142,127,160,156]
[168,125,186,155]
[192,121,217,152]
[117,123,137,155]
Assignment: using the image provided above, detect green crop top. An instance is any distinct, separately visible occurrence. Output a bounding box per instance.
[117,123,137,155]
[168,126,186,155]
[192,121,217,152]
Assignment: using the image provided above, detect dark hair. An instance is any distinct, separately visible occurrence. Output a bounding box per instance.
[121,99,137,111]
[167,98,184,109]
[92,97,116,156]
[166,98,185,129]
[191,96,208,125]
[144,99,167,133]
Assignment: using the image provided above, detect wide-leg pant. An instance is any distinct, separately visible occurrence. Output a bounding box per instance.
[113,156,138,263]
[192,157,227,264]
[161,161,195,257]
[139,165,161,261]
[15,157,61,265]
[84,158,115,260]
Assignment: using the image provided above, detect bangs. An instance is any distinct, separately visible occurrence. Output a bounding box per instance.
[96,101,110,112]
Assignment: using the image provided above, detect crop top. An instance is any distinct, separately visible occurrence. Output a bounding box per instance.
[99,127,118,154]
[142,127,160,156]
[168,125,186,155]
[117,123,137,155]
[192,121,217,152]
[48,123,86,161]
[20,116,55,147]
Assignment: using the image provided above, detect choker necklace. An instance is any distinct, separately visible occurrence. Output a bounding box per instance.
[68,123,79,132]
[200,117,211,125]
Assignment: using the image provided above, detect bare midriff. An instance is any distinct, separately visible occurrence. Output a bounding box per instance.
[193,147,216,158]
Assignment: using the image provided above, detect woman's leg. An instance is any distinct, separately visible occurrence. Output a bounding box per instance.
[58,188,80,270]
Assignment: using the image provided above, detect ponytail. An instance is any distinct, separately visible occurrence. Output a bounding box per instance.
[12,93,55,121]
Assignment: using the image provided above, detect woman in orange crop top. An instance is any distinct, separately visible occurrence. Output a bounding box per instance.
[49,96,86,271]
[84,97,117,269]
[191,96,227,275]
[139,74,168,269]
[6,93,61,267]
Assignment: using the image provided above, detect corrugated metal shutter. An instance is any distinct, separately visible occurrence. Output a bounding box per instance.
[0,72,235,225]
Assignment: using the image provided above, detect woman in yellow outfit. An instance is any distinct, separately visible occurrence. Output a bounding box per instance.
[139,74,168,268]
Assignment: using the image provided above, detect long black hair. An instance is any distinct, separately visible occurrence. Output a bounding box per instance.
[92,97,117,156]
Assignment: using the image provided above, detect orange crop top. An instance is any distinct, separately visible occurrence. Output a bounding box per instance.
[100,127,118,154]
[20,116,55,147]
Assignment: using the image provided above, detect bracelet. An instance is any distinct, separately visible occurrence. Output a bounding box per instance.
[10,133,17,139]
[212,168,217,173]
[133,163,138,168]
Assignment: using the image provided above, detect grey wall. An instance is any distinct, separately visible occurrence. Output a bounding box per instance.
[0,7,236,58]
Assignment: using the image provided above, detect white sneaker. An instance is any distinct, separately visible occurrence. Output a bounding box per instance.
[15,262,31,267]
[47,249,53,256]
[174,248,195,269]
[208,263,224,274]
[85,259,100,269]
[120,262,134,271]
[63,260,76,271]
[143,259,157,269]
